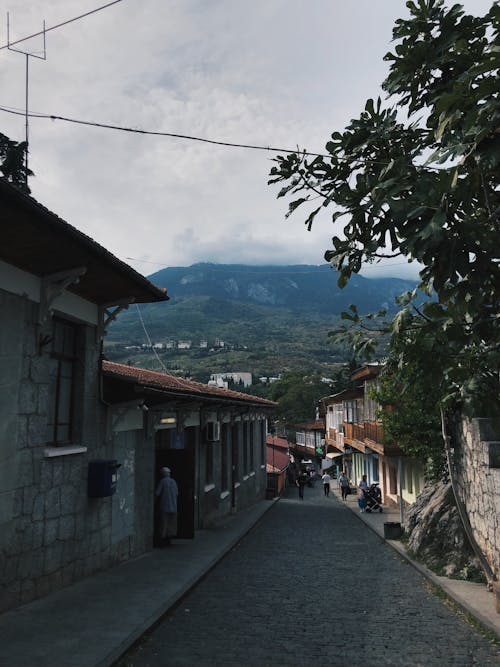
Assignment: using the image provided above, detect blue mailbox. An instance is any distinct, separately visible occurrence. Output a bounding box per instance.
[87,459,121,498]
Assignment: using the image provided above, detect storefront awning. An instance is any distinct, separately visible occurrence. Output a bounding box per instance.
[326,452,344,459]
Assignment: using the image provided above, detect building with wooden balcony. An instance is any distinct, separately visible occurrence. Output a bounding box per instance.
[321,364,425,509]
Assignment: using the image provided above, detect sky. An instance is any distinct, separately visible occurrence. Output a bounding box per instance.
[0,0,492,279]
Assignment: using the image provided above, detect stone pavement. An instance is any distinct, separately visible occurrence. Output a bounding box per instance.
[119,482,499,667]
[0,484,498,667]
[333,483,500,639]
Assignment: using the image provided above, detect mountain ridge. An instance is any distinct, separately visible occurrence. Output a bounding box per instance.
[145,262,416,313]
[105,263,417,379]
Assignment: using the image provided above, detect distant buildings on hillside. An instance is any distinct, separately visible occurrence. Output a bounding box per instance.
[124,338,233,351]
[209,372,253,389]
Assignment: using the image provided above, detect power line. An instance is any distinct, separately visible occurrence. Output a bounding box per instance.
[0,0,124,51]
[135,304,169,373]
[0,105,331,159]
[0,105,452,170]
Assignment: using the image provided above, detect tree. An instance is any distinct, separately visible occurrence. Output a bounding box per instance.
[269,0,499,419]
[0,133,32,193]
[371,331,447,481]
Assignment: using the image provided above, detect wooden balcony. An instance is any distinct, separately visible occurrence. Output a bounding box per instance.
[343,421,385,452]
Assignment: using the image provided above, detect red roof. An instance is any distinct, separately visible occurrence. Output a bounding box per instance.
[266,444,290,472]
[102,360,277,407]
[266,435,289,449]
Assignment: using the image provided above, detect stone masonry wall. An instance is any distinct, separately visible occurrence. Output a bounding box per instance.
[0,290,146,612]
[453,417,500,581]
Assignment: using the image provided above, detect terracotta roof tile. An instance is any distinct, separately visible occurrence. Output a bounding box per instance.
[102,360,277,407]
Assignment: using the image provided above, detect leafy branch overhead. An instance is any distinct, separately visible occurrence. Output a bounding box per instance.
[269,0,499,415]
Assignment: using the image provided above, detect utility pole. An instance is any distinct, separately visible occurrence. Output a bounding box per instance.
[6,12,47,186]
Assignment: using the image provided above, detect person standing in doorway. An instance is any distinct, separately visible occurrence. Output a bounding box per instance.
[321,471,332,497]
[339,471,350,501]
[155,467,178,546]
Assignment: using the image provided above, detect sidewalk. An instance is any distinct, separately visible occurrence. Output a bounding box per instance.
[0,499,279,667]
[0,490,498,667]
[333,484,500,639]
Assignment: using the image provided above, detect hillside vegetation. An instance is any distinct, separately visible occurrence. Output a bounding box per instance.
[105,263,416,382]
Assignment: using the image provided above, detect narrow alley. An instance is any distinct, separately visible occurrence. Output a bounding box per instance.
[117,485,499,667]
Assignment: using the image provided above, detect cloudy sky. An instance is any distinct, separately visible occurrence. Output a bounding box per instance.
[0,0,491,279]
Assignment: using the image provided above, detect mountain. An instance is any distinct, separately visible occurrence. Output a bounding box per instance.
[145,263,415,314]
[105,263,417,380]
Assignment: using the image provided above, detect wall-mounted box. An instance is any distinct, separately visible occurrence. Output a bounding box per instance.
[88,459,121,498]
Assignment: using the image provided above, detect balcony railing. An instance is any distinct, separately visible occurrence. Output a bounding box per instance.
[364,421,384,444]
[342,421,384,446]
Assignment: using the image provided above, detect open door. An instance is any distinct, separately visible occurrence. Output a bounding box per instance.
[155,429,196,542]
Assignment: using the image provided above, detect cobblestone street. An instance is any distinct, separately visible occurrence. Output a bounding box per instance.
[118,486,499,667]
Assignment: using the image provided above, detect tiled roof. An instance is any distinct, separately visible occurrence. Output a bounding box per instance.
[266,445,290,472]
[0,178,168,305]
[266,435,290,449]
[351,363,383,381]
[294,420,325,431]
[320,388,364,404]
[102,360,277,407]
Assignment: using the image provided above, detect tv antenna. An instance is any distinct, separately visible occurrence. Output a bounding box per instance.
[6,12,47,185]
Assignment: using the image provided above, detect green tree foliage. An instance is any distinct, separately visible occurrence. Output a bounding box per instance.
[269,0,499,420]
[270,369,352,430]
[0,133,32,193]
[371,334,447,481]
[270,372,328,428]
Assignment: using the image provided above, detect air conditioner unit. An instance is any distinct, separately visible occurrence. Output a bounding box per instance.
[206,421,221,442]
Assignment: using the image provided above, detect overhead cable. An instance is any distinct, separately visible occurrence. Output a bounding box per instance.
[0,105,449,168]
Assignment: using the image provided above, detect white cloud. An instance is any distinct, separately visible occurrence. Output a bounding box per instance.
[0,0,492,280]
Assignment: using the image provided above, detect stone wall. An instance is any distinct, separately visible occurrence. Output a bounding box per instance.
[0,290,151,612]
[453,417,500,581]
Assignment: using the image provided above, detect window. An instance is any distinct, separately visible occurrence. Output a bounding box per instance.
[242,422,249,475]
[46,319,78,445]
[232,424,240,480]
[221,424,228,491]
[249,421,254,471]
[205,440,213,484]
[260,421,265,465]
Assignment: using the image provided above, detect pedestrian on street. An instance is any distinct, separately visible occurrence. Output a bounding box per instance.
[296,470,308,499]
[339,471,350,501]
[155,467,178,546]
[358,474,368,512]
[321,471,331,497]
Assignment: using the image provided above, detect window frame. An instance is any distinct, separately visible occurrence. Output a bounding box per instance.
[46,318,78,446]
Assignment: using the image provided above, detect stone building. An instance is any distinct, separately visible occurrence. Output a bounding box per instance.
[0,180,276,612]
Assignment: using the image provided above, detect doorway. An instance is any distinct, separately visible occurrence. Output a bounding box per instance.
[154,427,196,543]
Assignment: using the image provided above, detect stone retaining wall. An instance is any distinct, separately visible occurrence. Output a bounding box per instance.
[453,417,500,581]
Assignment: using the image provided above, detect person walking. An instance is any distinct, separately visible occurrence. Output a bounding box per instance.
[339,471,350,501]
[321,471,332,497]
[296,470,308,499]
[155,467,178,546]
[358,474,368,512]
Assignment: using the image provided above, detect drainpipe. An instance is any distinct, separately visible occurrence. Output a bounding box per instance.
[440,408,495,588]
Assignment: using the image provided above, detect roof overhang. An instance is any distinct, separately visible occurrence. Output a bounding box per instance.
[0,179,168,306]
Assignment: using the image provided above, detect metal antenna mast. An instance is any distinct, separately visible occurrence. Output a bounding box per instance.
[6,12,47,185]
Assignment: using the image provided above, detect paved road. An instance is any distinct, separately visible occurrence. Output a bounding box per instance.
[117,485,500,667]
